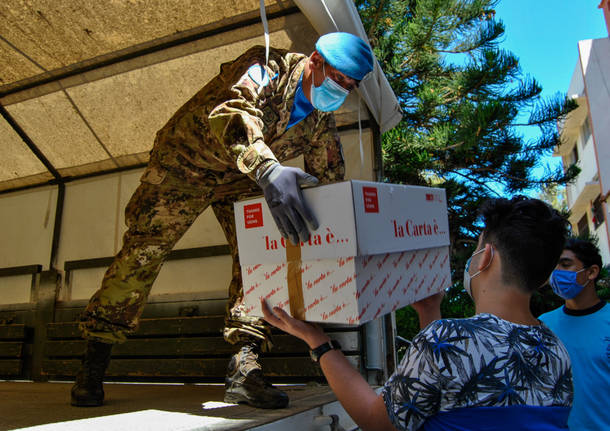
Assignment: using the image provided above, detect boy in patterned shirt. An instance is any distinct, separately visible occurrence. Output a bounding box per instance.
[262,196,573,430]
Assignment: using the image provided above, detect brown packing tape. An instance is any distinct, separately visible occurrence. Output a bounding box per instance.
[285,241,305,320]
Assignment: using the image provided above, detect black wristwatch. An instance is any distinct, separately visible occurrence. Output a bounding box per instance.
[309,339,341,362]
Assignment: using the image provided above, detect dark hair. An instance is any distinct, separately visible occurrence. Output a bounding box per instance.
[479,196,569,292]
[564,237,603,281]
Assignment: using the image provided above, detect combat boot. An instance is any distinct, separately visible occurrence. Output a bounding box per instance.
[224,342,289,409]
[70,340,113,407]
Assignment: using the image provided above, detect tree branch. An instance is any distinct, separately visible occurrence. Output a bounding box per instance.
[367,0,386,41]
[445,170,503,197]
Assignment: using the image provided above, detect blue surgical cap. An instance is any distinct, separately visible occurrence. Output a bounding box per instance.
[315,32,374,80]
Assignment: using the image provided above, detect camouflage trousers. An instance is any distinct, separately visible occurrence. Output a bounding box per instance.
[79,169,274,351]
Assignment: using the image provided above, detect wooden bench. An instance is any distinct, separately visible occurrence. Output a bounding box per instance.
[42,316,361,382]
[0,324,27,378]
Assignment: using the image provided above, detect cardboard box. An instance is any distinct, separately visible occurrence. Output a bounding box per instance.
[234,180,451,325]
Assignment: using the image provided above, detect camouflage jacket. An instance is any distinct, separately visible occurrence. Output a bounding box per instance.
[144,46,345,196]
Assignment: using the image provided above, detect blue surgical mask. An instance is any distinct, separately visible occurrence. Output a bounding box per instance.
[463,247,494,298]
[310,63,349,112]
[549,269,588,300]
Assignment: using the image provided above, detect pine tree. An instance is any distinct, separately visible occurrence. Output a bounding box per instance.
[355,0,579,336]
[536,183,568,213]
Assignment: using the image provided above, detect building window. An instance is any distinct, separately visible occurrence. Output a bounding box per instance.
[577,213,589,237]
[592,196,605,229]
[581,115,592,147]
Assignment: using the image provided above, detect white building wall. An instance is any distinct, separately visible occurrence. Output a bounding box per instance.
[566,131,597,205]
[595,223,610,263]
[558,38,610,266]
[555,38,610,264]
[567,61,585,101]
[580,38,610,198]
[581,38,610,265]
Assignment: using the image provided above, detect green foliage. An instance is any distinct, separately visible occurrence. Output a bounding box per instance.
[597,265,610,301]
[355,0,579,336]
[536,183,568,213]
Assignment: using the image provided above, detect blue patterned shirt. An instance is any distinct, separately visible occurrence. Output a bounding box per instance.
[383,313,573,430]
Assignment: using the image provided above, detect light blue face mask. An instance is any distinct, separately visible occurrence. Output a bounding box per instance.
[549,268,588,300]
[310,63,349,112]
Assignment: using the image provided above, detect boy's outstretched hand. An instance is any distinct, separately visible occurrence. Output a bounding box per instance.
[260,299,330,349]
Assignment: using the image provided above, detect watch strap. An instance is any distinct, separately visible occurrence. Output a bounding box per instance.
[310,339,341,362]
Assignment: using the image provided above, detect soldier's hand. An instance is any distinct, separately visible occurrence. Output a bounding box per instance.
[256,163,319,245]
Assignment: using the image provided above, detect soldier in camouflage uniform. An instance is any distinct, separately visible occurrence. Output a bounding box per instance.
[71,32,374,409]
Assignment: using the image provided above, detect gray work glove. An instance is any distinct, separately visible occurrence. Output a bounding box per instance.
[256,163,319,245]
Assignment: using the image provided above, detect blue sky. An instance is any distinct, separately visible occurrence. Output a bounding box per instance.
[494,0,608,176]
[495,0,607,98]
